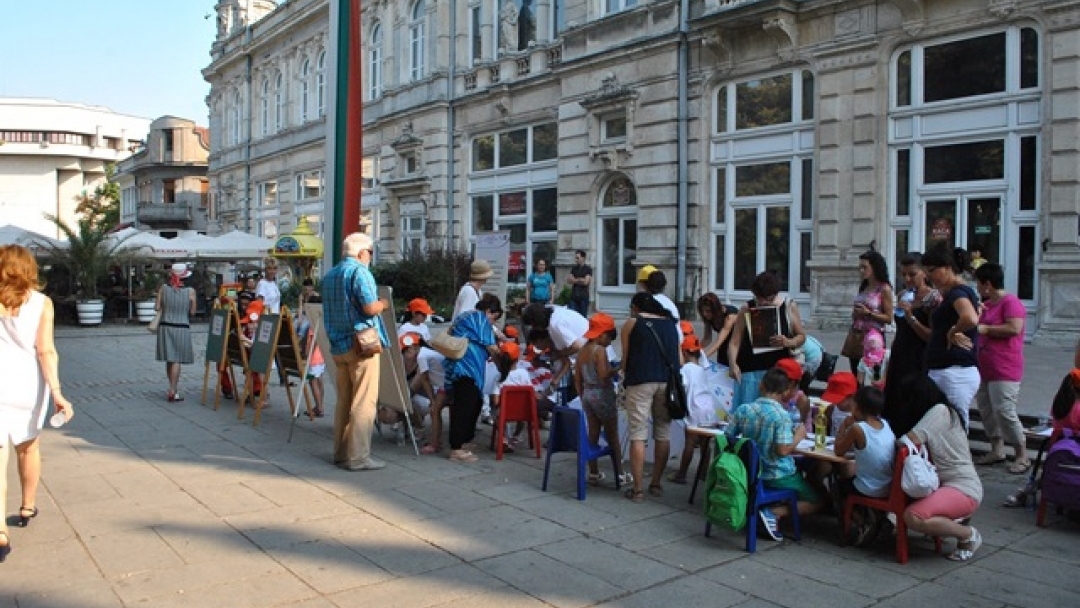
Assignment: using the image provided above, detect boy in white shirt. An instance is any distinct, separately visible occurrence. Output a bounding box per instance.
[398,298,434,342]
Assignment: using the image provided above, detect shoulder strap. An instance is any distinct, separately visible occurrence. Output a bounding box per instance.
[643,320,676,374]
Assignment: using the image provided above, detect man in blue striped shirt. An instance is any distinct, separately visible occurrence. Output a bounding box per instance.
[322,232,389,471]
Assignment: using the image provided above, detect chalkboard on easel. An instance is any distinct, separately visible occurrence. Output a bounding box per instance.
[205,308,229,364]
[275,306,303,379]
[247,313,282,375]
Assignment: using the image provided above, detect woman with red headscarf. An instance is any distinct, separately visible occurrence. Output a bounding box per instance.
[157,263,196,402]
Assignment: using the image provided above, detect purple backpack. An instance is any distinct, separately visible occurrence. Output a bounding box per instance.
[1040,430,1080,515]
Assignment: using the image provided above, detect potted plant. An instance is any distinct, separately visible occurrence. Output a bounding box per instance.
[40,214,135,326]
[133,270,164,323]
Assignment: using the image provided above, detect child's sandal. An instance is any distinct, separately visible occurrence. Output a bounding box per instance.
[624,488,645,503]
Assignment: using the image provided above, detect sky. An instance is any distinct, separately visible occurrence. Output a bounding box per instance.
[0,1,218,124]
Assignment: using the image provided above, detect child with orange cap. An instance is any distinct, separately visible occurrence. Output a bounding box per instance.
[668,334,724,484]
[573,313,628,485]
[398,298,434,342]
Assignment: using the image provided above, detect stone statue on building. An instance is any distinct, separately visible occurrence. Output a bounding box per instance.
[500,1,519,52]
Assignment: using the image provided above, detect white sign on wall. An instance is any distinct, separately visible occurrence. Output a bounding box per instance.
[475,231,511,310]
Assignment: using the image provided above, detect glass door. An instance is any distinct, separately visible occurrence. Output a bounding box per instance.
[921,196,1001,265]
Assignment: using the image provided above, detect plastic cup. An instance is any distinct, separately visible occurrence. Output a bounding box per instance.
[49,412,67,428]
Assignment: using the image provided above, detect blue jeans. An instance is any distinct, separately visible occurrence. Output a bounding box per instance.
[568,297,589,317]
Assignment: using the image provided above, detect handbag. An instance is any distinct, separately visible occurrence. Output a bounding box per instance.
[642,320,688,420]
[146,310,161,333]
[430,330,468,360]
[900,436,940,498]
[840,327,866,360]
[354,326,383,358]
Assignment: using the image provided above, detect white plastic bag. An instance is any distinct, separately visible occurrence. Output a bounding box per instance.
[900,436,940,498]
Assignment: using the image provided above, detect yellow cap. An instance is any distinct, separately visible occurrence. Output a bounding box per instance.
[637,264,658,282]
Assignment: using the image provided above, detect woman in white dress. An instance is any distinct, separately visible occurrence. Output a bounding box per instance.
[0,245,74,563]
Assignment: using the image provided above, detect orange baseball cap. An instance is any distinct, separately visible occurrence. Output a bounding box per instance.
[500,341,521,361]
[679,320,695,336]
[774,358,804,382]
[681,334,702,353]
[399,332,423,350]
[406,298,435,315]
[821,372,858,404]
[583,313,616,340]
[504,325,520,339]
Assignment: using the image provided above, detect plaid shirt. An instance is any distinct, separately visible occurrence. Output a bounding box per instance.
[728,396,796,480]
[321,257,388,355]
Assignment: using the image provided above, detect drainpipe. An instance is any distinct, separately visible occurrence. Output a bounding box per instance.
[676,0,689,309]
[243,26,253,234]
[445,0,458,252]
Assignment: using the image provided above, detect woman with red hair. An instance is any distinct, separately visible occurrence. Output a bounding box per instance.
[0,245,74,563]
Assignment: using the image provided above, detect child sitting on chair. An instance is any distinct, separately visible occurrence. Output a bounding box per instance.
[833,385,895,546]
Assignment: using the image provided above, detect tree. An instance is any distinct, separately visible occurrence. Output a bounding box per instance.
[40,214,134,301]
[73,164,121,232]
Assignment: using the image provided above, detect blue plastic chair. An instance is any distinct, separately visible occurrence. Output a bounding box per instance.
[541,406,622,500]
[705,438,802,553]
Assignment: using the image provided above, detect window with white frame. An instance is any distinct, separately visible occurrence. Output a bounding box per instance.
[362,156,380,190]
[471,122,557,171]
[299,59,311,122]
[600,112,626,142]
[230,90,242,145]
[401,215,426,254]
[317,51,327,116]
[369,24,383,100]
[597,176,637,288]
[274,72,285,132]
[711,69,815,294]
[470,187,557,285]
[409,0,426,81]
[469,4,482,64]
[260,78,270,137]
[294,170,323,202]
[603,0,637,17]
[552,0,565,37]
[890,26,1042,301]
[257,181,279,238]
[258,181,278,207]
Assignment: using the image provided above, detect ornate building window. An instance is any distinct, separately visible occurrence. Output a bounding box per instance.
[598,176,638,288]
[230,90,242,146]
[260,78,270,137]
[369,24,383,100]
[274,72,285,133]
[409,1,426,81]
[603,0,637,17]
[317,51,327,116]
[299,59,311,122]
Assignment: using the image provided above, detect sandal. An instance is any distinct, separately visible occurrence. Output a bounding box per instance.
[312,407,324,418]
[588,472,606,486]
[420,443,441,455]
[17,506,38,528]
[624,488,645,503]
[0,531,10,563]
[947,527,982,562]
[1002,492,1027,508]
[1007,459,1032,475]
[666,472,688,485]
[974,453,1005,466]
[448,449,479,463]
[167,392,185,403]
[648,484,664,497]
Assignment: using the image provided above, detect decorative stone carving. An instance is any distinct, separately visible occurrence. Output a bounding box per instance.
[763,15,798,63]
[701,30,733,71]
[989,0,1018,19]
[888,0,925,35]
[500,2,519,52]
[580,73,639,111]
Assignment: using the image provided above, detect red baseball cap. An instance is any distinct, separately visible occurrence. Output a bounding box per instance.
[681,334,702,353]
[774,358,804,382]
[679,320,695,336]
[821,372,858,404]
[406,298,435,315]
[500,341,521,361]
[399,332,423,350]
[504,325,520,339]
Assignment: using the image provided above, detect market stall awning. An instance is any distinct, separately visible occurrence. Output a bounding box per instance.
[104,227,193,260]
[176,230,273,261]
[273,217,324,258]
[0,224,65,251]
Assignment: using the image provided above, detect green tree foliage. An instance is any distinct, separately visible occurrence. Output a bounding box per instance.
[40,214,135,300]
[371,247,473,317]
[73,164,121,232]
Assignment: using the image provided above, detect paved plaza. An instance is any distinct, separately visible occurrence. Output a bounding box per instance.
[2,324,1079,607]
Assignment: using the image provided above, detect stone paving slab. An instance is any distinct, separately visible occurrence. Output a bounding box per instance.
[2,327,1079,607]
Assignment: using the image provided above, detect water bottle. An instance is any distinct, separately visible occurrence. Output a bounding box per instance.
[896,289,915,319]
[50,412,67,428]
[814,407,828,450]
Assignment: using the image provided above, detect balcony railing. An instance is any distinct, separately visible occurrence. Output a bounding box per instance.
[137,201,193,226]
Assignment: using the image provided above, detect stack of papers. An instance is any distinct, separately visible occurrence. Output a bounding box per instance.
[797,437,835,451]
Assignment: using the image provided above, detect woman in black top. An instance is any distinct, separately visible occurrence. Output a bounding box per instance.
[883,252,941,436]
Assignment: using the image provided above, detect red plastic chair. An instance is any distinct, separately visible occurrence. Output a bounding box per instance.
[493,385,542,460]
[841,444,942,564]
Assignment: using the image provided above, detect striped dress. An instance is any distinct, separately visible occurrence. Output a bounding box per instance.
[156,286,194,364]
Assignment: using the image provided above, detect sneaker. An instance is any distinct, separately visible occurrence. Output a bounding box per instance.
[948,526,982,561]
[480,414,494,425]
[617,472,634,486]
[758,508,783,541]
[340,457,386,471]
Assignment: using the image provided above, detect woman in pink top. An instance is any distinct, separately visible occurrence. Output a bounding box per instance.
[971,263,1029,473]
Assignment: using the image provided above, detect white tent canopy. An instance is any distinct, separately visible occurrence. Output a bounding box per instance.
[104,228,193,260]
[173,230,272,261]
[0,224,64,251]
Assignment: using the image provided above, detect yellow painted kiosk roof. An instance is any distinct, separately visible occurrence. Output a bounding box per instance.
[273,217,324,258]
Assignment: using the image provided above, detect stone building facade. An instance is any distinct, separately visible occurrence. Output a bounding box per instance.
[115,116,211,232]
[204,0,1080,339]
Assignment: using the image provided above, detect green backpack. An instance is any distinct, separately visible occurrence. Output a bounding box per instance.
[703,434,749,532]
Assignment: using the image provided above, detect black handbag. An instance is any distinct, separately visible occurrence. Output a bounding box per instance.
[643,320,688,420]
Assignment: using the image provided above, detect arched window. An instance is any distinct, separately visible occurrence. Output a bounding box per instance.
[299,59,311,122]
[230,90,242,145]
[409,0,425,81]
[598,175,638,287]
[316,51,326,116]
[260,78,270,137]
[274,72,285,132]
[369,24,383,100]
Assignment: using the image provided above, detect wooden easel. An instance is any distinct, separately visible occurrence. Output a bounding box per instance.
[201,306,247,411]
[274,306,317,422]
[241,311,280,426]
